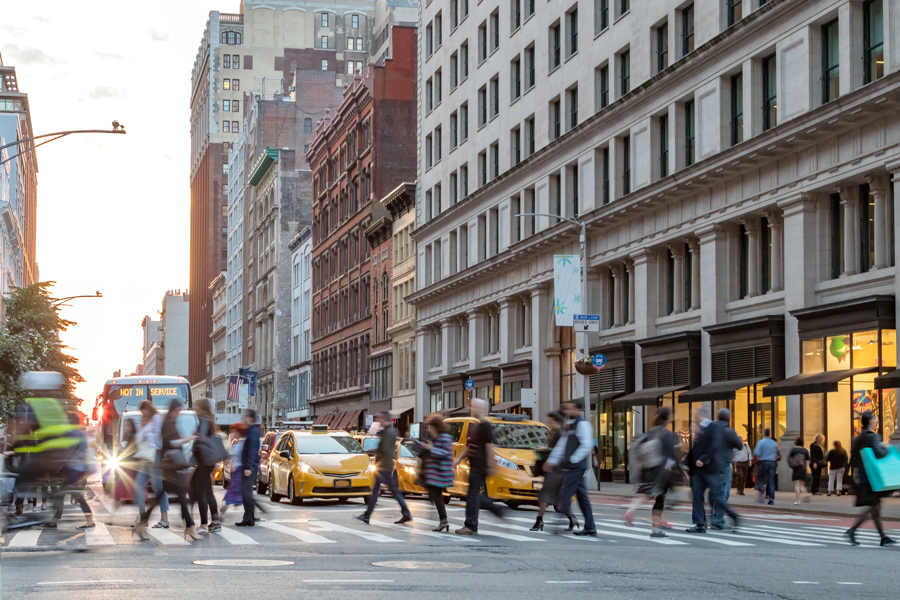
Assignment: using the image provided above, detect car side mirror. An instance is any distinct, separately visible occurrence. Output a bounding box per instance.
[280,450,290,459]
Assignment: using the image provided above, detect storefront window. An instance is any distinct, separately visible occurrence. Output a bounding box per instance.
[851,371,878,437]
[802,339,824,374]
[882,329,896,367]
[826,334,852,371]
[429,384,443,412]
[803,393,825,446]
[734,387,750,443]
[671,391,690,454]
[827,386,851,454]
[852,329,879,368]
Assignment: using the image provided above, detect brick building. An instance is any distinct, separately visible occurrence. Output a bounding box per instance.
[309,24,417,426]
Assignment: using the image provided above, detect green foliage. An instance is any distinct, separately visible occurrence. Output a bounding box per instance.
[0,282,84,421]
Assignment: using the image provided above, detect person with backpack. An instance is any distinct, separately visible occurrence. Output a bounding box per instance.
[788,437,810,505]
[622,407,683,538]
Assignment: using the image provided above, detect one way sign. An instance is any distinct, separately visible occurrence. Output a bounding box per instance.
[573,314,600,332]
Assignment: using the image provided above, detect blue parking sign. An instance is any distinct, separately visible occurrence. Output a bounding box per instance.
[592,354,607,370]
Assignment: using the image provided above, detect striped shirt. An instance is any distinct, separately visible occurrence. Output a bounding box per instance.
[421,433,455,488]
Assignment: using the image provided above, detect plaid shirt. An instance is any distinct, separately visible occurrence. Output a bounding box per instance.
[733,443,752,463]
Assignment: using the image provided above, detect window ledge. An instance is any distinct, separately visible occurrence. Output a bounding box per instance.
[565,51,578,64]
[655,309,702,332]
[510,95,521,107]
[594,26,608,40]
[524,84,535,96]
[489,113,499,123]
[548,64,561,76]
[490,47,500,57]
[460,75,469,85]
[524,13,534,25]
[452,360,469,369]
[510,25,521,38]
[724,291,785,319]
[614,9,630,24]
[814,267,897,303]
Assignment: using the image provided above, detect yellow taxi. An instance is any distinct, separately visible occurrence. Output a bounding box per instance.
[395,441,426,495]
[353,434,380,459]
[445,414,549,508]
[265,425,376,505]
[213,461,224,485]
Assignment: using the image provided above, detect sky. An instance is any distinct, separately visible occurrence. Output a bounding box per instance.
[1,0,233,411]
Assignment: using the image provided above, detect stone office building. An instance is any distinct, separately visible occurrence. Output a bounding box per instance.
[410,0,900,490]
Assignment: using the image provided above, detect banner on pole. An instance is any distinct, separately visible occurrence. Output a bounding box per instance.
[553,254,582,326]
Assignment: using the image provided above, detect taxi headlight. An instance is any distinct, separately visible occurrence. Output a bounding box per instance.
[494,455,518,471]
[299,462,318,475]
[365,462,376,473]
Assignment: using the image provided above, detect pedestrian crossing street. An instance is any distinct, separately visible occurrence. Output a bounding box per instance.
[3,488,898,551]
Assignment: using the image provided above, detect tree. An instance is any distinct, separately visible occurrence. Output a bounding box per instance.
[0,282,85,420]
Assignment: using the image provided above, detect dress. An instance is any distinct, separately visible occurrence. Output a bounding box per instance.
[789,447,809,482]
[223,439,244,506]
[850,429,886,507]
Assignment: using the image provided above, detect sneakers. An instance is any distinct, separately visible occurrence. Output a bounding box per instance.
[31,505,39,513]
[710,524,732,531]
[880,536,896,547]
[658,522,673,530]
[40,502,47,511]
[208,523,222,533]
[455,526,477,535]
[767,500,774,505]
[234,521,254,527]
[650,531,668,538]
[355,514,370,525]
[76,523,96,530]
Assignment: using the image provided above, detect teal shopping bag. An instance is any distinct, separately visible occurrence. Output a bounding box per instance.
[860,445,900,492]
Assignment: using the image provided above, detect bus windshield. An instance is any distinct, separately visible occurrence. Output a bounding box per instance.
[107,383,191,414]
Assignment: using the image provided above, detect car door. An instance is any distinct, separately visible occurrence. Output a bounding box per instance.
[270,435,287,493]
[450,422,469,495]
[281,434,296,491]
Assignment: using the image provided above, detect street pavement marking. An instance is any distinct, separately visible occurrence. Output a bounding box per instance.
[84,522,116,546]
[147,527,190,546]
[595,520,754,547]
[90,485,116,515]
[837,582,863,585]
[258,521,336,543]
[369,519,482,542]
[707,529,822,547]
[308,520,403,543]
[750,525,876,546]
[506,517,683,545]
[792,581,819,584]
[302,580,394,583]
[546,581,591,584]
[802,525,880,537]
[8,529,42,547]
[438,517,546,542]
[214,526,259,545]
[37,580,134,586]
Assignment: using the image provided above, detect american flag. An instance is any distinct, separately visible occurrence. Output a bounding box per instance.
[227,375,240,403]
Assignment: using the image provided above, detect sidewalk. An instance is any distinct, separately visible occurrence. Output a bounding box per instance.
[587,482,900,520]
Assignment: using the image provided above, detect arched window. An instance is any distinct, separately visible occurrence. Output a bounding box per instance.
[382,272,388,300]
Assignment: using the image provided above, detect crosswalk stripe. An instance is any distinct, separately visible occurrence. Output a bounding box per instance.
[84,522,115,546]
[706,530,823,546]
[214,526,259,545]
[308,520,403,543]
[147,527,190,546]
[258,521,335,543]
[8,529,42,547]
[801,525,880,537]
[369,519,481,542]
[505,516,683,545]
[441,517,546,542]
[594,520,754,546]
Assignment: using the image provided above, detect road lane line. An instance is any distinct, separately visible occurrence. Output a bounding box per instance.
[8,529,42,547]
[147,527,190,546]
[37,580,133,586]
[258,521,335,543]
[84,522,116,546]
[546,581,591,584]
[435,517,545,542]
[214,526,259,545]
[308,520,403,543]
[302,580,394,583]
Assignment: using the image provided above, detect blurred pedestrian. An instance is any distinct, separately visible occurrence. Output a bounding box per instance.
[788,437,810,505]
[48,412,94,530]
[357,411,412,525]
[546,400,596,536]
[133,401,170,529]
[846,410,894,547]
[827,440,848,496]
[733,440,752,495]
[413,414,454,532]
[135,400,199,542]
[190,398,221,533]
[531,411,577,532]
[710,408,742,531]
[753,429,780,505]
[235,409,260,527]
[454,399,505,535]
[810,435,825,495]
[222,423,247,516]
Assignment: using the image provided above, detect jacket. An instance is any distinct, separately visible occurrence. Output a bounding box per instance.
[826,447,849,470]
[374,424,398,471]
[713,420,742,474]
[242,424,261,472]
[419,433,454,487]
[690,420,720,475]
[810,441,825,467]
[850,429,886,484]
[558,416,592,471]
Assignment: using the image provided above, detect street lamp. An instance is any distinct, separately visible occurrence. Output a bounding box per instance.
[515,212,590,410]
[51,291,103,307]
[0,121,126,167]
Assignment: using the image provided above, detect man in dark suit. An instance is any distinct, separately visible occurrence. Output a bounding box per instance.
[686,407,740,533]
[710,408,742,531]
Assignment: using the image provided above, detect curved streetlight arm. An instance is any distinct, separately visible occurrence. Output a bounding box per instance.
[0,128,126,167]
[51,292,103,307]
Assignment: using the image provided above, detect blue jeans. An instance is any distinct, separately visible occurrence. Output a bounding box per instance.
[711,466,733,528]
[558,469,595,532]
[757,460,776,502]
[134,461,169,514]
[364,469,410,519]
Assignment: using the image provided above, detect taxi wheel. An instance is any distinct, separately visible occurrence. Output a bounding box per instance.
[505,501,522,510]
[256,476,268,496]
[268,474,283,503]
[287,476,303,506]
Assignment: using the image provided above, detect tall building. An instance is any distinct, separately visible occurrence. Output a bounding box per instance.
[141,315,163,376]
[0,54,38,320]
[160,291,190,380]
[210,273,228,408]
[411,0,900,490]
[308,24,417,426]
[287,227,313,420]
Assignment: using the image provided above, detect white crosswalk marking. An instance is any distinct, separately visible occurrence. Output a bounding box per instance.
[437,517,546,542]
[84,522,115,546]
[8,529,42,547]
[505,517,684,545]
[369,519,481,542]
[214,526,259,545]
[707,529,823,546]
[147,527,190,546]
[258,521,335,543]
[594,520,754,546]
[308,520,403,543]
[749,525,869,545]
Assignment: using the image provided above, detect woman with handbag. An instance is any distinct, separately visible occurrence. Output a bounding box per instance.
[530,411,578,532]
[133,401,170,529]
[412,414,455,532]
[135,400,199,542]
[190,399,222,533]
[788,437,810,505]
[846,410,895,547]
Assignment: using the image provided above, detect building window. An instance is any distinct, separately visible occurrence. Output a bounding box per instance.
[512,0,521,30]
[682,4,694,56]
[526,0,534,18]
[223,100,230,111]
[602,147,610,204]
[491,75,499,117]
[322,59,328,70]
[322,13,329,27]
[223,120,230,133]
[223,54,231,69]
[568,8,578,56]
[223,78,230,90]
[619,0,629,15]
[619,49,630,96]
[684,99,695,167]
[512,126,521,165]
[233,55,240,69]
[598,64,609,110]
[479,86,487,126]
[596,0,608,33]
[426,79,433,112]
[232,121,239,132]
[864,0,884,84]
[491,11,500,51]
[233,79,239,91]
[730,73,743,145]
[452,0,459,28]
[479,22,488,62]
[426,23,433,56]
[450,172,458,204]
[822,19,840,103]
[491,143,499,179]
[762,53,777,131]
[321,36,328,49]
[461,164,469,197]
[232,100,239,112]
[435,126,442,162]
[461,42,469,79]
[526,46,536,88]
[526,116,535,155]
[567,86,578,130]
[352,14,359,28]
[304,118,313,134]
[659,113,668,178]
[479,151,487,187]
[425,134,433,168]
[572,164,579,217]
[551,99,561,140]
[511,57,521,100]
[550,23,561,69]
[451,53,459,88]
[657,22,668,73]
[451,112,458,149]
[622,136,631,195]
[727,0,742,27]
[461,103,469,140]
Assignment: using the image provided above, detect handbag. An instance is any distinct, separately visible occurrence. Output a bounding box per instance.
[194,435,228,466]
[134,439,157,463]
[162,447,194,470]
[861,445,900,492]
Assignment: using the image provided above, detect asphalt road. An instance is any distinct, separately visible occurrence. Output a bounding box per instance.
[2,481,899,600]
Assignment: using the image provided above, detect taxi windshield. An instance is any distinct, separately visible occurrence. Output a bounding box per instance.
[399,442,418,458]
[491,423,548,449]
[362,438,380,451]
[295,435,365,454]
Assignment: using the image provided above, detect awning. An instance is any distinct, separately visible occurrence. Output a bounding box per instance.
[332,412,350,430]
[489,401,520,413]
[388,407,411,417]
[591,390,625,409]
[678,377,770,403]
[313,414,327,425]
[344,409,362,429]
[613,385,688,408]
[761,366,879,397]
[875,370,900,390]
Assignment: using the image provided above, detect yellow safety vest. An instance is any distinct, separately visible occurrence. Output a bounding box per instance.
[14,397,81,453]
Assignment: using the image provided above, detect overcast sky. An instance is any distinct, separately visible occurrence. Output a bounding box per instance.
[2,1,232,410]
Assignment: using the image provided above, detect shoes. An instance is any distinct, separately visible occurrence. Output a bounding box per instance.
[455,526,477,535]
[433,521,449,532]
[731,514,740,532]
[709,524,732,531]
[846,529,860,546]
[355,514,370,524]
[395,515,413,525]
[827,492,831,497]
[76,523,96,530]
[208,523,222,532]
[573,529,597,537]
[622,510,634,527]
[650,531,668,538]
[133,523,150,541]
[565,516,579,532]
[529,517,544,532]
[31,505,39,513]
[736,491,745,496]
[767,501,774,505]
[880,536,896,547]
[659,522,673,530]
[685,525,706,534]
[42,522,57,529]
[234,521,254,527]
[196,526,209,534]
[152,522,169,529]
[184,526,201,542]
[811,492,821,496]
[40,502,47,511]
[793,501,800,505]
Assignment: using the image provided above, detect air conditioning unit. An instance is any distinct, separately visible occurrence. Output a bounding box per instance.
[289,85,296,92]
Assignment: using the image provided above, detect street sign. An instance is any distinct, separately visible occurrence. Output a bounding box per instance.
[573,314,601,332]
[464,379,475,391]
[592,354,607,370]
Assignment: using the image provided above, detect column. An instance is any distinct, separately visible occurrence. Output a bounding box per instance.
[626,259,636,324]
[867,173,890,270]
[630,249,659,340]
[669,243,685,313]
[467,308,483,370]
[764,209,784,292]
[415,326,428,420]
[696,224,728,327]
[499,298,512,364]
[890,161,900,442]
[687,237,701,310]
[837,184,858,276]
[531,286,553,418]
[610,263,624,327]
[440,319,451,377]
[742,217,760,297]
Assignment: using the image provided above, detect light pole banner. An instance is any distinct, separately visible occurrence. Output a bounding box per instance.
[553,254,582,327]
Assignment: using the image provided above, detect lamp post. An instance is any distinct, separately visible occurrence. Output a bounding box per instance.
[51,291,103,307]
[0,121,126,167]
[514,213,590,411]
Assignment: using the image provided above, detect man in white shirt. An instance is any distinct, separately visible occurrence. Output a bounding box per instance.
[546,400,596,536]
